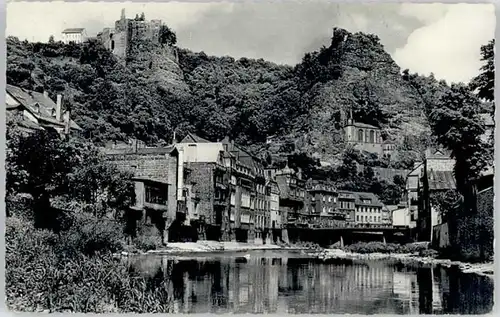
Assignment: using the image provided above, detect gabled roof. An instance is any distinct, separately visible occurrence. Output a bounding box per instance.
[407,161,424,177]
[179,132,211,143]
[346,121,380,130]
[428,170,456,190]
[62,28,85,34]
[353,191,384,207]
[6,84,83,131]
[7,84,57,113]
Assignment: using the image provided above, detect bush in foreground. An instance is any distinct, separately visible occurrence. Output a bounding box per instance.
[6,215,173,313]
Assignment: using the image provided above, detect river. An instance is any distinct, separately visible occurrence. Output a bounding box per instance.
[127,250,493,314]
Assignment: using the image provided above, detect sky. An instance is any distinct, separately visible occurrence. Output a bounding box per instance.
[5,1,496,84]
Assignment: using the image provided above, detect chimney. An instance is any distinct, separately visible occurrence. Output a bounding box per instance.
[64,108,71,138]
[43,91,48,98]
[56,95,62,121]
[177,147,185,201]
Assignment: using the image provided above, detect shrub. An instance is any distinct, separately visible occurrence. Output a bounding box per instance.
[6,216,172,313]
[5,194,34,219]
[343,241,432,255]
[55,213,124,257]
[133,225,163,252]
[419,249,440,258]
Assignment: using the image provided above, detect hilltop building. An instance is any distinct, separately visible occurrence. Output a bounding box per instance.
[97,9,162,60]
[6,84,82,136]
[343,110,394,156]
[61,28,87,44]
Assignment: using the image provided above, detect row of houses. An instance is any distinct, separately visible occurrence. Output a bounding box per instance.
[103,132,393,244]
[6,84,493,254]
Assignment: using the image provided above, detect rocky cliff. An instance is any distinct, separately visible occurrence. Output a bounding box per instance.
[6,27,435,165]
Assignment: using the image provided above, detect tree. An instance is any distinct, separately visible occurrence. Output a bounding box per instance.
[428,84,489,214]
[470,39,494,102]
[159,24,177,46]
[6,125,135,228]
[67,146,136,217]
[429,190,462,220]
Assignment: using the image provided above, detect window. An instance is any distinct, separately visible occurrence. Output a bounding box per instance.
[145,183,168,205]
[358,129,364,142]
[357,215,359,221]
[328,196,332,202]
[370,130,375,143]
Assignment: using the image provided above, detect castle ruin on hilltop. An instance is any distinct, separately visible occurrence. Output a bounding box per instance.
[97,9,162,60]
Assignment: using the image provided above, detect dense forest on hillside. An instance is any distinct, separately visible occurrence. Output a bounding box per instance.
[8,26,492,179]
[6,28,440,154]
[6,26,495,209]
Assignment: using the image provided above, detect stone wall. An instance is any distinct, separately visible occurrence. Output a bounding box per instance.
[107,151,171,181]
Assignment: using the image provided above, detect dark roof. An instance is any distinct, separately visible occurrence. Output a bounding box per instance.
[428,170,456,190]
[7,84,57,115]
[353,192,384,207]
[102,145,175,156]
[62,28,85,34]
[179,132,211,143]
[6,111,44,131]
[6,84,82,131]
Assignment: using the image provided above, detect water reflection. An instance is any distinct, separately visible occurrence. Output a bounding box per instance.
[127,251,493,314]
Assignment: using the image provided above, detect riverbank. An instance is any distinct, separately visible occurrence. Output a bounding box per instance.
[315,248,494,278]
[120,240,299,256]
[120,240,494,279]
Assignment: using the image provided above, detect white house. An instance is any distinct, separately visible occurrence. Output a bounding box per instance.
[61,28,87,44]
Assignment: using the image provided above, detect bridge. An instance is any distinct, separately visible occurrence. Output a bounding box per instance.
[285,223,413,246]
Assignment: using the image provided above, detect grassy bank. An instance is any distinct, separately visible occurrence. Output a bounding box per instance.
[336,241,438,257]
[5,213,173,313]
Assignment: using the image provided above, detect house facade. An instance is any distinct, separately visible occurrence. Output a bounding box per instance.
[337,191,357,224]
[103,144,181,244]
[176,133,273,243]
[62,28,87,44]
[269,165,306,243]
[353,192,386,227]
[414,149,456,242]
[304,180,345,228]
